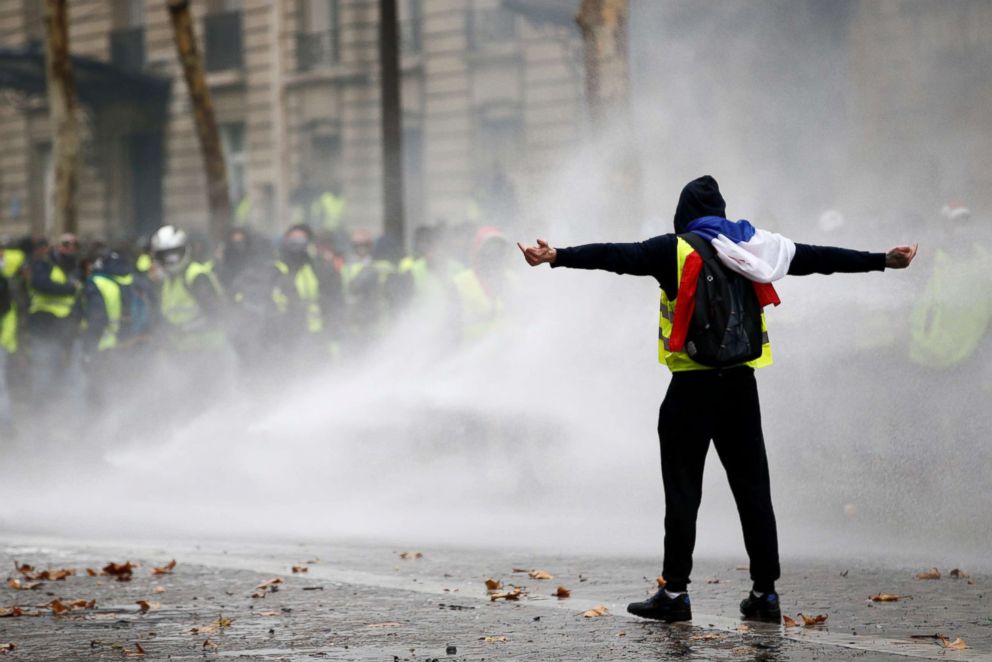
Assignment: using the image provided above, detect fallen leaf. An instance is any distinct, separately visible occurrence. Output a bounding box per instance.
[257,610,280,617]
[617,631,625,637]
[122,642,145,657]
[480,635,508,642]
[6,579,41,591]
[136,600,151,614]
[582,605,609,618]
[511,567,530,573]
[102,562,135,581]
[399,551,423,560]
[151,560,176,576]
[737,624,751,633]
[939,636,968,650]
[86,568,98,576]
[255,578,283,590]
[690,632,722,640]
[291,565,308,574]
[50,599,70,615]
[490,587,523,602]
[870,594,907,602]
[250,591,266,599]
[656,576,666,588]
[366,622,401,628]
[706,579,721,584]
[949,568,970,579]
[528,569,553,580]
[735,565,749,571]
[782,615,799,627]
[0,643,14,654]
[484,578,502,591]
[202,639,218,650]
[0,607,24,618]
[152,586,165,594]
[554,586,571,599]
[191,616,232,635]
[13,562,32,576]
[70,599,96,610]
[915,567,941,580]
[799,612,828,626]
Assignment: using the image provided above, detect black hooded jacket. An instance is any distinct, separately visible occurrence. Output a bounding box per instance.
[553,176,886,298]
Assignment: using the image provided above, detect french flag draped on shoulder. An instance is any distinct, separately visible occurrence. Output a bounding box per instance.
[686,216,795,308]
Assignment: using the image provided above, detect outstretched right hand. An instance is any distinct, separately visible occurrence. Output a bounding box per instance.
[517,239,557,267]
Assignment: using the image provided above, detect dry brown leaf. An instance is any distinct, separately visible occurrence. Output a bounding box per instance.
[656,576,666,588]
[582,605,609,618]
[554,586,571,599]
[50,599,70,615]
[151,560,176,576]
[939,636,968,650]
[782,615,799,627]
[202,639,218,650]
[484,578,502,591]
[13,562,32,575]
[6,579,41,591]
[399,551,423,560]
[85,568,98,576]
[528,569,553,580]
[366,622,401,628]
[706,578,721,584]
[250,591,265,599]
[0,607,24,618]
[511,567,529,573]
[690,632,722,641]
[70,600,96,610]
[101,562,135,581]
[291,565,308,574]
[479,635,507,642]
[122,642,145,657]
[136,600,151,614]
[870,594,906,602]
[735,565,749,571]
[799,612,828,626]
[255,577,282,590]
[152,586,165,594]
[949,568,970,579]
[257,610,280,617]
[915,567,941,580]
[737,624,751,633]
[489,587,523,602]
[191,616,232,635]
[0,643,14,654]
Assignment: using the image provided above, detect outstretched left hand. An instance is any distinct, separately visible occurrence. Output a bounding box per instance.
[885,243,918,269]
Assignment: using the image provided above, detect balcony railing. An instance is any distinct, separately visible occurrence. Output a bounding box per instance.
[296,31,340,72]
[204,11,244,72]
[109,26,145,73]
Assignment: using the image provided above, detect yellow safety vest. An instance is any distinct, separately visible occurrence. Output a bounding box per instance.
[161,262,225,350]
[273,260,323,334]
[909,246,992,368]
[452,268,502,341]
[310,192,345,231]
[135,253,152,273]
[90,274,131,351]
[1,248,26,353]
[659,236,773,372]
[28,262,76,319]
[398,256,428,292]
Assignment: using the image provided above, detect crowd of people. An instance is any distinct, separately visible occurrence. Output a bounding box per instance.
[0,220,517,437]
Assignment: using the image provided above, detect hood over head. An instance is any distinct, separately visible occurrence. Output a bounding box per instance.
[673,175,726,234]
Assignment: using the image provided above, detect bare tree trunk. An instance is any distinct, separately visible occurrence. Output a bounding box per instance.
[167,0,231,243]
[379,0,405,245]
[43,0,80,235]
[576,0,642,230]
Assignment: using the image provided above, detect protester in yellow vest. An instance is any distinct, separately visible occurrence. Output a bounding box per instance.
[0,241,27,355]
[519,175,917,624]
[451,226,514,343]
[27,233,82,404]
[342,228,394,352]
[151,225,225,352]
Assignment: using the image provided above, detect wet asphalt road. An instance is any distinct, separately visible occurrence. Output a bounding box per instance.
[0,536,988,661]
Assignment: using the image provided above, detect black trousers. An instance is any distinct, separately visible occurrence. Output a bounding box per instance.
[659,366,780,593]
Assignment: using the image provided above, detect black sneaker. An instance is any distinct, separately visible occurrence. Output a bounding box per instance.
[627,589,692,622]
[739,591,782,622]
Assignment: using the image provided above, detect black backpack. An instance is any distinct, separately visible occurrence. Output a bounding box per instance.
[679,233,764,367]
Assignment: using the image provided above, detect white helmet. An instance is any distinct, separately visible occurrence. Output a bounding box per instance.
[151,225,189,275]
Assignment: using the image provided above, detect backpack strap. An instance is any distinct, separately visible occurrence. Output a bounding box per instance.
[679,232,718,263]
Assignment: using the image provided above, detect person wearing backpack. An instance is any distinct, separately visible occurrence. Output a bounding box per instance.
[518,175,917,623]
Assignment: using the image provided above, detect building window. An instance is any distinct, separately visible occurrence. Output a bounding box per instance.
[296,0,340,72]
[303,130,343,194]
[205,1,244,72]
[468,5,516,50]
[109,0,146,72]
[399,0,422,54]
[219,123,246,204]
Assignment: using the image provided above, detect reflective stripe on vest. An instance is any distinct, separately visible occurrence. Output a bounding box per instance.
[91,275,122,351]
[29,263,76,318]
[273,261,323,333]
[658,236,773,372]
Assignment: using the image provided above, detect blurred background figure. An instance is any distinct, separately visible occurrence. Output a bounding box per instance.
[451,226,515,343]
[342,228,392,355]
[78,250,135,406]
[27,232,82,409]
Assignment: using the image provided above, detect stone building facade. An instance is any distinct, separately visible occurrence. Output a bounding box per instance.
[0,0,585,243]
